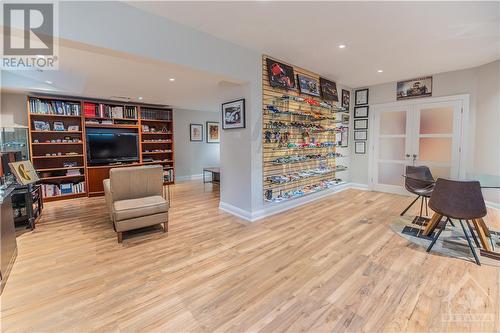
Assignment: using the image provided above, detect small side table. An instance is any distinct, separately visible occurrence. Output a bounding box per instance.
[203,167,220,184]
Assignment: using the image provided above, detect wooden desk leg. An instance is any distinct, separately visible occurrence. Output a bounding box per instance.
[423,213,443,236]
[476,218,491,237]
[472,219,492,251]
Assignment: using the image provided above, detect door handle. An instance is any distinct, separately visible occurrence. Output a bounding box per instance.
[412,154,417,158]
[405,154,410,158]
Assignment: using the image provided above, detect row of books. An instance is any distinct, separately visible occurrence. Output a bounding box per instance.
[163,169,173,182]
[141,108,172,120]
[84,103,138,119]
[30,98,81,116]
[41,181,85,198]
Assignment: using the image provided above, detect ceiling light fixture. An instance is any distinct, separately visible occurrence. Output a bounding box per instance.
[338,44,346,49]
[45,80,53,84]
[377,69,383,73]
[169,78,175,82]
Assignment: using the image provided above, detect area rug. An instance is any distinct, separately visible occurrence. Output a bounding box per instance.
[390,216,500,267]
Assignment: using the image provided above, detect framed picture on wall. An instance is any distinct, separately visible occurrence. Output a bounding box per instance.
[354,106,369,118]
[206,121,220,143]
[354,130,367,141]
[266,58,296,90]
[341,127,349,147]
[355,88,369,105]
[297,74,321,97]
[190,124,203,142]
[342,89,350,109]
[354,119,368,130]
[355,141,366,154]
[341,113,350,124]
[319,77,339,101]
[222,99,245,129]
[397,76,432,100]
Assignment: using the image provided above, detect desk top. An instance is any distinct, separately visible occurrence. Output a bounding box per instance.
[203,167,220,174]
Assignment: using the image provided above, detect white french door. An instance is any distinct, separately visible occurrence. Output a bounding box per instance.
[370,96,467,195]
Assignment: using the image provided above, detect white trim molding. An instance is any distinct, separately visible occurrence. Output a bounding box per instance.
[175,174,203,182]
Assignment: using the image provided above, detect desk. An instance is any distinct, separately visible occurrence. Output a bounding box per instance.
[203,167,220,184]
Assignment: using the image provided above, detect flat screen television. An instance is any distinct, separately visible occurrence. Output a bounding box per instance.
[86,128,139,165]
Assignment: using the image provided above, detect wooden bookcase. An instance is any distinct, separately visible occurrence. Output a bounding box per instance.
[27,95,174,202]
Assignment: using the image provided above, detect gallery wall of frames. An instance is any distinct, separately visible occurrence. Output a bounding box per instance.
[262,56,350,203]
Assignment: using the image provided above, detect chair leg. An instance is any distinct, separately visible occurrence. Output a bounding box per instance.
[424,197,428,216]
[163,221,168,233]
[459,219,481,265]
[427,218,447,252]
[419,196,424,220]
[401,196,420,216]
[466,220,480,247]
[117,232,123,243]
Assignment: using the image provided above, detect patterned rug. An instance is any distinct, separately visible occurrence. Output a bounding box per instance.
[390,216,500,267]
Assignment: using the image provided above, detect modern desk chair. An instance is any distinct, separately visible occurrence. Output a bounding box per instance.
[401,166,435,223]
[426,178,487,265]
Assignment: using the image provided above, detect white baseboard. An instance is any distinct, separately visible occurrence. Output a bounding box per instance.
[175,174,203,182]
[219,201,253,221]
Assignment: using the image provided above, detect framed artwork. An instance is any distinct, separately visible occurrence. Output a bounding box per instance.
[222,98,245,129]
[341,89,350,109]
[206,121,220,143]
[341,113,350,124]
[354,106,369,118]
[190,124,203,142]
[355,141,366,154]
[67,125,79,131]
[341,127,349,147]
[354,130,367,141]
[33,121,50,131]
[354,119,368,130]
[355,88,369,105]
[53,121,65,131]
[319,77,339,101]
[297,74,320,97]
[266,58,296,90]
[397,76,432,100]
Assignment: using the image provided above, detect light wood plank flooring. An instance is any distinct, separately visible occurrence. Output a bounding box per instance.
[1,181,499,332]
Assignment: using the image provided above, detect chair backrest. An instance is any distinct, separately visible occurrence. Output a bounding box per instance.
[404,165,434,194]
[428,178,487,219]
[110,165,163,201]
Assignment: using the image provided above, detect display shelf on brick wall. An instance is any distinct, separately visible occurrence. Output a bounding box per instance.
[262,56,349,203]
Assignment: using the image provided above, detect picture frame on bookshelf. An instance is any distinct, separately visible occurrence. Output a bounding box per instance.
[354,105,369,118]
[33,121,50,131]
[341,114,350,124]
[190,124,203,142]
[222,99,246,129]
[206,121,220,143]
[67,125,79,131]
[53,121,65,131]
[355,88,369,105]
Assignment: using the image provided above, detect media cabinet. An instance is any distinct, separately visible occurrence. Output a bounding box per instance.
[27,94,174,202]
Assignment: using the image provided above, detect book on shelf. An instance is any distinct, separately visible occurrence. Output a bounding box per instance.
[140,107,172,121]
[41,181,85,198]
[30,98,81,116]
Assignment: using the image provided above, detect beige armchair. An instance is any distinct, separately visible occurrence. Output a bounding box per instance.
[103,165,168,243]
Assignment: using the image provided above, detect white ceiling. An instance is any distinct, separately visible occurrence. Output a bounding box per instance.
[129,1,500,87]
[2,43,243,111]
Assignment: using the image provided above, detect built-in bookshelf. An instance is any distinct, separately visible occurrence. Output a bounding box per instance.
[262,57,349,203]
[28,95,175,202]
[28,96,86,202]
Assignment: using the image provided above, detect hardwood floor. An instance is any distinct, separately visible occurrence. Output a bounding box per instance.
[1,181,499,332]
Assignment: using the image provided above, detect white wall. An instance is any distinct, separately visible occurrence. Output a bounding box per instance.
[0,90,28,128]
[173,109,220,180]
[350,60,500,204]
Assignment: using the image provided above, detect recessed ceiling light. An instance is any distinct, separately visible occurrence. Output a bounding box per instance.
[377,69,383,73]
[338,44,346,49]
[169,78,175,82]
[138,97,143,100]
[45,80,53,84]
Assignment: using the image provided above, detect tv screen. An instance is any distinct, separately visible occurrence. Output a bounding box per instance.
[86,129,139,165]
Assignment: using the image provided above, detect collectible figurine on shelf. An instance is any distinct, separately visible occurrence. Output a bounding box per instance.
[265,131,272,143]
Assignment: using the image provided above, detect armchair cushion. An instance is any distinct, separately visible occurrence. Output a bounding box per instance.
[113,195,168,222]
